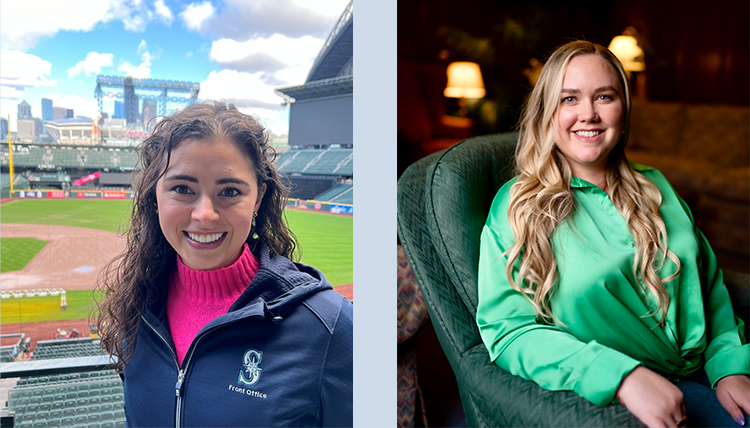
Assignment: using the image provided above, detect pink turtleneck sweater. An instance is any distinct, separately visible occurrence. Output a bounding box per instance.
[166,243,260,365]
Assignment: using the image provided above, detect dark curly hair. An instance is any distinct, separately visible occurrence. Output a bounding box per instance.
[95,101,298,369]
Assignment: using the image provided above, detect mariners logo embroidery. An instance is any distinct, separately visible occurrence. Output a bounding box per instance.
[238,349,263,386]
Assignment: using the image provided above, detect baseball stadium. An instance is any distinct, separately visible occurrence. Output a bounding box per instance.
[0,3,353,427]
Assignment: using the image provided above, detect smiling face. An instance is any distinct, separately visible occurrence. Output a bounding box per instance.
[155,137,265,270]
[554,54,625,182]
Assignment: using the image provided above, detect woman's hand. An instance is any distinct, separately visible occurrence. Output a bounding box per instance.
[716,375,750,426]
[617,366,686,428]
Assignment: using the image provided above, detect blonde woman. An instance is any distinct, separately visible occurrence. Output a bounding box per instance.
[477,41,749,428]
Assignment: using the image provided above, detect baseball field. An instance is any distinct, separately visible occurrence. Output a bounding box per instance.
[0,198,353,327]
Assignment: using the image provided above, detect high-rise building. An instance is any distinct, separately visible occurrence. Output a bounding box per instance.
[0,117,8,141]
[53,107,66,120]
[33,118,43,137]
[41,98,53,134]
[17,119,36,142]
[124,77,140,124]
[114,101,124,119]
[142,99,157,127]
[53,107,75,120]
[17,100,32,120]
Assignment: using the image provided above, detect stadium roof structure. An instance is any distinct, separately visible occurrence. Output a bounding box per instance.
[94,75,200,119]
[44,117,93,126]
[306,1,353,82]
[275,76,353,102]
[275,1,353,103]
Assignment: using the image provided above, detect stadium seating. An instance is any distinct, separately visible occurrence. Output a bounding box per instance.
[329,186,353,204]
[314,184,349,201]
[314,184,353,204]
[275,148,353,176]
[7,372,125,428]
[5,338,126,427]
[31,338,103,360]
[1,145,138,170]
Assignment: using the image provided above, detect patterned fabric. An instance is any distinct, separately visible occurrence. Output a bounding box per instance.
[398,349,428,428]
[397,244,428,427]
[397,244,428,344]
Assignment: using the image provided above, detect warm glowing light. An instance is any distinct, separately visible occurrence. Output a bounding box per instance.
[608,35,645,73]
[444,62,486,99]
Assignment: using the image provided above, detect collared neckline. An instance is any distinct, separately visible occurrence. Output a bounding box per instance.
[570,162,655,189]
[570,176,597,189]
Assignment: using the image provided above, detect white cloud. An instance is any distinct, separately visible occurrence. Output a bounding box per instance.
[199,0,350,40]
[137,39,149,56]
[180,1,215,32]
[210,35,322,69]
[265,114,289,137]
[154,0,173,24]
[291,0,351,17]
[0,0,111,50]
[200,70,283,109]
[105,0,171,32]
[0,0,176,50]
[209,35,322,88]
[67,52,114,78]
[198,69,290,136]
[275,60,315,86]
[122,13,149,32]
[43,94,100,119]
[0,86,24,99]
[118,40,152,78]
[0,49,57,95]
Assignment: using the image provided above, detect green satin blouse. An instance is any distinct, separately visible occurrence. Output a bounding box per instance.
[476,164,749,407]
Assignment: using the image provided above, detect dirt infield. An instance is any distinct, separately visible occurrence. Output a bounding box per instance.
[1,224,126,291]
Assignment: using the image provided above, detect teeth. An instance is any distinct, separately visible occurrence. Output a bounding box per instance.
[187,232,224,243]
[575,130,601,138]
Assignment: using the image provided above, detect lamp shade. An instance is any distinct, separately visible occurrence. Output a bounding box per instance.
[608,35,645,72]
[444,62,486,99]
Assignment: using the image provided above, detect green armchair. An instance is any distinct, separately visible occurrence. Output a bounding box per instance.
[397,133,750,427]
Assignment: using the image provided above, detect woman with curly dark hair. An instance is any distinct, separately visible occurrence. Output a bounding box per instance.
[96,101,353,427]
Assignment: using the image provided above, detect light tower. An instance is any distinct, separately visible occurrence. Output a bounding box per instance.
[95,75,201,127]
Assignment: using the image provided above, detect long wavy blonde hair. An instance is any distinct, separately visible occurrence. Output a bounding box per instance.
[506,40,680,326]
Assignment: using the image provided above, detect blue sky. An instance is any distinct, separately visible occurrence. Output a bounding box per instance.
[0,0,350,136]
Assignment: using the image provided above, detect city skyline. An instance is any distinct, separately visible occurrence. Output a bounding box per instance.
[0,0,350,136]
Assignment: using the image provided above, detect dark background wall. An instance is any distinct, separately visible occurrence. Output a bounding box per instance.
[398,0,749,145]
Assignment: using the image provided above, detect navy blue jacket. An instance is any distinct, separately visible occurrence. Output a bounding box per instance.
[122,242,353,427]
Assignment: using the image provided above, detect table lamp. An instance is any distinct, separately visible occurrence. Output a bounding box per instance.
[444,61,486,117]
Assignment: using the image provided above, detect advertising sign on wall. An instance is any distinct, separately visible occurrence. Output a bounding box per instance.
[18,191,43,198]
[47,191,65,199]
[330,204,353,214]
[77,192,102,199]
[103,192,127,199]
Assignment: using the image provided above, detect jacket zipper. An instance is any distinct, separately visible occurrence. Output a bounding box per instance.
[142,315,245,428]
[141,316,183,428]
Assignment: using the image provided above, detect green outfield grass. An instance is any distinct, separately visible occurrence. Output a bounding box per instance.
[286,210,353,287]
[1,200,352,324]
[0,290,102,325]
[1,238,49,273]
[0,199,133,233]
